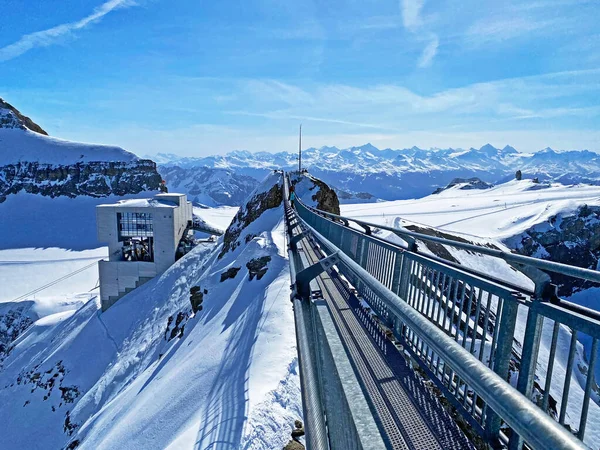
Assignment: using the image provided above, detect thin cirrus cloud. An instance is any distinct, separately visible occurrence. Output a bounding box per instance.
[399,0,438,68]
[0,0,136,62]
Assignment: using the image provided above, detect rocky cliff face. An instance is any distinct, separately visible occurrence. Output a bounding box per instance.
[432,177,494,194]
[219,173,283,257]
[0,160,162,203]
[507,205,600,296]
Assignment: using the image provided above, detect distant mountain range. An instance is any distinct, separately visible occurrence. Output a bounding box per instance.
[153,143,600,201]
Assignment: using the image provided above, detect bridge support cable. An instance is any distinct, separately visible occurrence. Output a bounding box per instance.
[292,195,587,450]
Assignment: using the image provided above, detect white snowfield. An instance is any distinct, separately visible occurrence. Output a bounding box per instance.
[0,127,137,165]
[342,179,600,240]
[0,175,299,450]
[342,178,600,446]
[0,247,107,305]
[193,205,239,232]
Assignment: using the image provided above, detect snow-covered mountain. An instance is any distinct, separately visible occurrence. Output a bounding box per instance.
[0,173,301,450]
[158,165,259,207]
[0,99,163,249]
[153,143,600,201]
[0,98,162,204]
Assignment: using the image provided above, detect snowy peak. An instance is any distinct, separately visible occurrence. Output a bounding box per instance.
[0,98,139,166]
[502,145,518,154]
[0,98,47,135]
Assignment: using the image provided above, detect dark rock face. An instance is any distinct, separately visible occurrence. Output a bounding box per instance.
[283,419,305,450]
[246,256,271,281]
[189,286,206,313]
[219,182,283,258]
[0,305,34,369]
[291,173,341,215]
[0,98,48,135]
[220,267,241,282]
[0,160,163,203]
[309,177,340,215]
[511,205,600,296]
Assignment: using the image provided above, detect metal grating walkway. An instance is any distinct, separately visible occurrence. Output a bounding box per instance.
[298,231,474,450]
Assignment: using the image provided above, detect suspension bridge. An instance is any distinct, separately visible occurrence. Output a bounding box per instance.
[284,173,599,450]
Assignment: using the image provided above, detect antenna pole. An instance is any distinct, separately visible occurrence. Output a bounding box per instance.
[298,124,302,173]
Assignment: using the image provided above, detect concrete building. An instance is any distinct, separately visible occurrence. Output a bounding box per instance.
[96,193,193,311]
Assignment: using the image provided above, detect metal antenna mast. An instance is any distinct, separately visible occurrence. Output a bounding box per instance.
[298,124,302,173]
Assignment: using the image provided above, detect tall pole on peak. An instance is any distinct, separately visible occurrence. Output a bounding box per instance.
[298,124,302,173]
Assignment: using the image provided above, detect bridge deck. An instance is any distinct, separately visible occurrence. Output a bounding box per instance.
[294,223,473,450]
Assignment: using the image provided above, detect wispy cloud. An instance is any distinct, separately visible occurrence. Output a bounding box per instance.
[464,16,557,45]
[227,110,398,131]
[401,0,424,31]
[0,0,136,62]
[227,69,600,134]
[417,35,438,68]
[400,0,438,68]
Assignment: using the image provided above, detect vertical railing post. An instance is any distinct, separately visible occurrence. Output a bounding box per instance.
[485,295,519,445]
[390,251,404,297]
[509,268,554,449]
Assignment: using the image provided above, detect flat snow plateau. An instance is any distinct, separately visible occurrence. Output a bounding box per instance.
[0,247,107,305]
[342,179,600,240]
[193,205,239,231]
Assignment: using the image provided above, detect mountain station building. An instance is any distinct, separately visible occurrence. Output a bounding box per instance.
[96,193,193,311]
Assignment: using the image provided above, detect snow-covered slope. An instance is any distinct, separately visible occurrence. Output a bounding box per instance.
[0,173,300,450]
[0,99,135,165]
[153,143,600,201]
[0,128,137,166]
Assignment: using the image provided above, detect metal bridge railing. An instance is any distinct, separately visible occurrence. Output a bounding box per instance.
[292,196,598,450]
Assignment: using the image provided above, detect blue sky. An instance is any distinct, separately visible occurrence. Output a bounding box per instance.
[1,0,599,156]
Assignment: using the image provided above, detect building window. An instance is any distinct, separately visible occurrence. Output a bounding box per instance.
[118,212,154,238]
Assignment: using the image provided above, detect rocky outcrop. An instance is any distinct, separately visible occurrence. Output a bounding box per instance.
[433,177,493,194]
[246,256,271,280]
[283,420,305,450]
[0,98,47,135]
[0,98,163,202]
[291,173,341,215]
[0,304,34,370]
[219,178,283,258]
[309,177,340,215]
[335,188,376,203]
[220,267,241,282]
[508,205,600,296]
[0,160,162,203]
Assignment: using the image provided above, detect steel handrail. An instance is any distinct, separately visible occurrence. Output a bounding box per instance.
[296,213,586,450]
[298,200,600,284]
